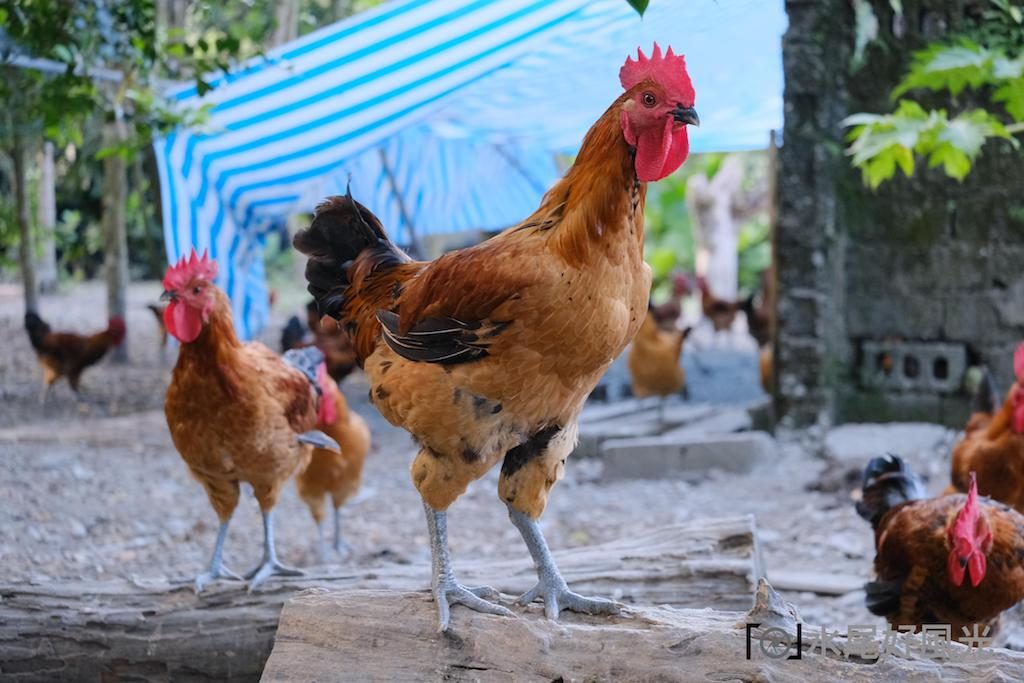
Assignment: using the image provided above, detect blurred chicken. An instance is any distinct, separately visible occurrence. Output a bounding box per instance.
[296,44,700,630]
[649,272,692,329]
[629,310,691,413]
[161,250,338,592]
[947,345,1024,511]
[759,344,774,394]
[280,301,359,383]
[857,455,1024,639]
[24,311,126,401]
[743,268,775,348]
[296,364,371,561]
[697,275,748,333]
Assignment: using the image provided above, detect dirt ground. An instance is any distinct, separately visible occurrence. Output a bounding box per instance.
[0,280,974,638]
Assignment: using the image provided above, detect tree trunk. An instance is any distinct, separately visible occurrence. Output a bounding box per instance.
[332,0,356,21]
[102,116,129,363]
[271,0,299,46]
[36,141,59,293]
[0,519,762,681]
[12,142,40,313]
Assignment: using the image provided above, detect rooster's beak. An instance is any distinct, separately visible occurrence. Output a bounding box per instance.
[160,290,176,302]
[673,105,700,127]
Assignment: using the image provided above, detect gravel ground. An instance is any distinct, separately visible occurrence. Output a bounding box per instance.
[0,280,974,639]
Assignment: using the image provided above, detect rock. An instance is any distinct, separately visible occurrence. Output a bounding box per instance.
[70,520,87,539]
[601,431,776,481]
[824,423,952,467]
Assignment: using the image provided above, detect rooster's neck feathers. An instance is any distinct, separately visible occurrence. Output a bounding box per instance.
[536,94,643,267]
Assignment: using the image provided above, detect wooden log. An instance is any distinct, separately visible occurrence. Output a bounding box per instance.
[263,581,1024,682]
[0,518,762,682]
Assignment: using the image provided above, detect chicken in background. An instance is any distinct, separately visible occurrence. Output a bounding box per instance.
[280,301,359,383]
[759,344,774,394]
[696,275,748,333]
[947,344,1024,511]
[857,454,1024,639]
[24,311,126,402]
[160,251,338,592]
[295,44,700,630]
[629,309,692,415]
[649,272,692,329]
[147,303,169,363]
[296,364,371,561]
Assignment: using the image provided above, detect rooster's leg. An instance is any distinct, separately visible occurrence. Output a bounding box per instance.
[423,501,512,632]
[193,520,244,593]
[508,505,622,620]
[332,506,354,559]
[245,509,303,591]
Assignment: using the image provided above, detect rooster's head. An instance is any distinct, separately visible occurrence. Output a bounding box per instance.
[947,472,993,588]
[618,43,698,182]
[161,249,219,343]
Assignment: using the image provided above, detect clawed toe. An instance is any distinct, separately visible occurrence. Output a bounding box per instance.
[193,565,244,594]
[434,581,513,632]
[519,579,622,620]
[246,560,304,591]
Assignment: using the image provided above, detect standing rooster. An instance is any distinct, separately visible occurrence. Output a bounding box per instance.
[857,455,1024,639]
[24,311,126,402]
[161,251,337,591]
[947,344,1024,511]
[295,44,699,630]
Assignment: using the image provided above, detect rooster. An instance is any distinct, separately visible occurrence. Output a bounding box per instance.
[295,44,699,630]
[948,344,1024,511]
[24,311,126,402]
[296,364,371,560]
[160,250,338,592]
[629,309,691,412]
[280,301,359,383]
[857,455,1024,639]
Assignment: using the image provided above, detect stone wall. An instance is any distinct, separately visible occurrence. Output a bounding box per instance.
[778,0,1024,428]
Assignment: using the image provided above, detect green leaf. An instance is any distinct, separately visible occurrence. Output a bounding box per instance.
[625,0,649,17]
[994,77,1024,121]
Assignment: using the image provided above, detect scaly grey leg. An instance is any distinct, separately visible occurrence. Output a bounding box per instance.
[245,510,303,591]
[194,520,243,593]
[507,505,622,620]
[423,501,512,632]
[332,506,354,559]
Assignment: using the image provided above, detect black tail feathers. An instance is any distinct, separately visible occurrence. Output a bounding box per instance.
[855,454,928,529]
[24,311,50,351]
[293,187,408,321]
[281,315,307,353]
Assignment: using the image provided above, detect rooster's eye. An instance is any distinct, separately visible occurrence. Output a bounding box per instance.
[642,92,656,107]
[192,287,201,295]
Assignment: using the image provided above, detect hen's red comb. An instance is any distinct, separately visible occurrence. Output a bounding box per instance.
[163,248,218,291]
[619,43,694,101]
[1014,342,1024,380]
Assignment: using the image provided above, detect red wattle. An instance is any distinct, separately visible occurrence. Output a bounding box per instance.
[165,301,203,343]
[634,117,690,182]
[968,552,987,587]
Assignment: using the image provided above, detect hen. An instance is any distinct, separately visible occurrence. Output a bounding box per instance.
[280,301,359,383]
[857,454,1024,639]
[295,44,699,630]
[629,309,691,412]
[296,364,372,560]
[24,311,126,401]
[161,251,337,591]
[697,275,747,333]
[947,346,1024,512]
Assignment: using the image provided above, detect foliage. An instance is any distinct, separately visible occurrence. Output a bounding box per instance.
[844,0,1024,187]
[625,0,649,17]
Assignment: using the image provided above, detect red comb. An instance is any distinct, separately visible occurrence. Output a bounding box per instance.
[619,43,694,101]
[1014,342,1024,380]
[163,249,218,291]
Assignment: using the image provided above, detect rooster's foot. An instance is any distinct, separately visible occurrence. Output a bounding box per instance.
[433,579,512,632]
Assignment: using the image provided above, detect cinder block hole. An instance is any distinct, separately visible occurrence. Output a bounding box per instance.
[933,357,949,380]
[876,352,894,375]
[904,355,920,379]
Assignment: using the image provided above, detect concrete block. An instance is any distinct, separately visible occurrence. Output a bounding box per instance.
[859,340,966,394]
[575,403,718,459]
[601,431,776,481]
[824,422,950,464]
[664,408,752,438]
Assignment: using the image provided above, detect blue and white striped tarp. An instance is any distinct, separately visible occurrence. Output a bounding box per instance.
[156,0,784,339]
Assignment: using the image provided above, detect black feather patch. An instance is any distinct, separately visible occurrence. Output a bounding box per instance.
[376,310,501,365]
[864,579,902,617]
